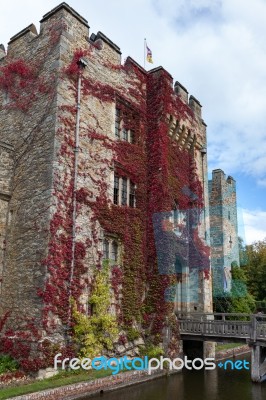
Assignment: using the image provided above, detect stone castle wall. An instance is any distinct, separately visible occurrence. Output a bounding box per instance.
[0,13,62,325]
[0,2,213,361]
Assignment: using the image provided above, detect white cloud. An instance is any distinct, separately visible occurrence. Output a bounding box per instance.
[241,209,266,244]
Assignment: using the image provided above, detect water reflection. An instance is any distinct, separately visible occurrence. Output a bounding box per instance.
[89,356,266,400]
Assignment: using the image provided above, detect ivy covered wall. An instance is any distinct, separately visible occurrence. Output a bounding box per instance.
[0,3,212,371]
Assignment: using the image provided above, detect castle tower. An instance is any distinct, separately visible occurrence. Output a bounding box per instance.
[0,2,213,368]
[209,169,239,294]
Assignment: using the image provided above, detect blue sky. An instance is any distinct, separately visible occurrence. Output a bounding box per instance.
[1,0,266,244]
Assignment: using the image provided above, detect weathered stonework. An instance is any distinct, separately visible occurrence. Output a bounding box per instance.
[0,141,14,292]
[209,169,239,294]
[0,2,216,366]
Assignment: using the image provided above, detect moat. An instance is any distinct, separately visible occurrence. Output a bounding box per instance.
[88,355,266,400]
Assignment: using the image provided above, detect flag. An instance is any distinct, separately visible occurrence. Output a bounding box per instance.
[146,44,153,64]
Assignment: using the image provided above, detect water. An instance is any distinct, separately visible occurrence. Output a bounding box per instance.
[89,355,266,400]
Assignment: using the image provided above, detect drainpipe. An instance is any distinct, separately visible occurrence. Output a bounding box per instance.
[200,145,210,316]
[68,57,88,324]
[200,146,207,239]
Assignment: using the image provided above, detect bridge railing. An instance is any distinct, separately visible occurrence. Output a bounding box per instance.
[176,312,252,321]
[177,313,266,341]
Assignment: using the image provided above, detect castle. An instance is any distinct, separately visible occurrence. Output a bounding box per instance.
[0,3,238,370]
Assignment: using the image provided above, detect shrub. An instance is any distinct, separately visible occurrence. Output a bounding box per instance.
[72,264,118,358]
[0,355,19,374]
[139,344,163,359]
[126,327,140,342]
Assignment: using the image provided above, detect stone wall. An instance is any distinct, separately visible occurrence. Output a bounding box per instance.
[0,10,61,327]
[0,2,213,362]
[0,141,13,293]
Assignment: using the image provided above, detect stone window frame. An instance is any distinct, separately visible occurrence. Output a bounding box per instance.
[114,107,135,144]
[113,172,136,208]
[113,174,119,205]
[102,235,121,265]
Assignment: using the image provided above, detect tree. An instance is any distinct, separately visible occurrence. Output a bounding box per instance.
[245,239,266,301]
[213,265,255,314]
[238,236,248,267]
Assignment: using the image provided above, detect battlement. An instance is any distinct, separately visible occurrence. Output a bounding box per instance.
[9,24,38,44]
[89,31,121,55]
[40,2,89,28]
[2,2,203,120]
[210,169,236,188]
[174,81,188,103]
[189,95,202,116]
[174,82,202,118]
[5,2,90,58]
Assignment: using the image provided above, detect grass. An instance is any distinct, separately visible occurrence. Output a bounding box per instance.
[0,368,113,400]
[216,343,243,351]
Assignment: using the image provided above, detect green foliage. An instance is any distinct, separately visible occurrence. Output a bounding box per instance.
[0,354,19,374]
[216,343,242,351]
[139,344,163,359]
[245,239,266,300]
[238,236,248,267]
[213,266,256,315]
[126,327,140,342]
[72,265,118,358]
[0,367,113,400]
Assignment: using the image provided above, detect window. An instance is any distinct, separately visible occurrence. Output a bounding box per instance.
[121,177,128,205]
[115,108,121,138]
[114,106,136,143]
[228,211,231,220]
[129,181,136,207]
[122,128,128,141]
[113,173,136,207]
[114,175,119,205]
[103,239,109,259]
[111,241,118,262]
[102,237,120,264]
[130,130,135,144]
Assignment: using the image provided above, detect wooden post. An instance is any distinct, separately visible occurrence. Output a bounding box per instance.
[251,314,257,342]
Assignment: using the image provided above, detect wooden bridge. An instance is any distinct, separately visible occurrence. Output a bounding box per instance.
[177,312,266,382]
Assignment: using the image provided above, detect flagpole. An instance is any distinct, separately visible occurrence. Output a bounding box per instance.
[144,38,146,70]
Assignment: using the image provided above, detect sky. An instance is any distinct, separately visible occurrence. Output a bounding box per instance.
[1,0,266,244]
